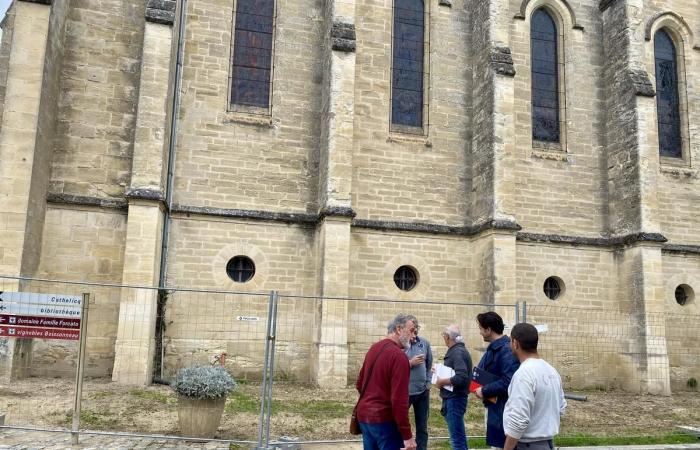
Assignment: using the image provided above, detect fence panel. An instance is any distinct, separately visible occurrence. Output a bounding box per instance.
[267,295,518,444]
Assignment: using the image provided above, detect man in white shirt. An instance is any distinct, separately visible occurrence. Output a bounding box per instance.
[503,323,566,450]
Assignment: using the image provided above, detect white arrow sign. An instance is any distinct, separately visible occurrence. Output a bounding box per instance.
[0,291,82,307]
[0,302,81,318]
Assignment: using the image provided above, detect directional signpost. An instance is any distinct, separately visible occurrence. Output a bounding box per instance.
[0,290,90,444]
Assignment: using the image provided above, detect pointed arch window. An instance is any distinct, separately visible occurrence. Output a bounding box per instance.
[391,0,424,129]
[531,9,559,143]
[230,0,275,109]
[654,29,682,158]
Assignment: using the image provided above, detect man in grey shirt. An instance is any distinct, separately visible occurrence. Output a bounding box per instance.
[405,315,432,450]
[503,323,566,450]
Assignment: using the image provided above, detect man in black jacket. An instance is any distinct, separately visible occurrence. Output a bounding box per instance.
[434,324,473,450]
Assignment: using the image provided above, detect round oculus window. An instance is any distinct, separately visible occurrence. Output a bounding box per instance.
[226,256,255,283]
[394,266,418,291]
[543,277,562,300]
[675,284,694,306]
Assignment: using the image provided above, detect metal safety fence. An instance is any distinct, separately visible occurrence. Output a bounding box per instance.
[1,275,699,448]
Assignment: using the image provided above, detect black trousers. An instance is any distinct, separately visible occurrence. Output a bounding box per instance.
[408,389,430,450]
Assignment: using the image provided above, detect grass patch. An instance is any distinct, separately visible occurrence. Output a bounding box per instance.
[128,389,175,404]
[88,391,112,400]
[60,408,120,429]
[276,399,351,419]
[555,433,698,446]
[225,391,260,414]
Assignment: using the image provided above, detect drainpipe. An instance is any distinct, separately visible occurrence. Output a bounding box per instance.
[154,0,187,383]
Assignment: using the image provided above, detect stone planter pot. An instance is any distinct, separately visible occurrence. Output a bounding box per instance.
[177,395,227,438]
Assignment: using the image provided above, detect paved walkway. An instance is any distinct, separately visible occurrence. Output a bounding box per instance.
[1,429,699,450]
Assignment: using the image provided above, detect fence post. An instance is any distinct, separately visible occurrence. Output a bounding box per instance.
[264,291,279,448]
[71,293,90,445]
[515,301,520,324]
[257,291,275,449]
[522,301,527,323]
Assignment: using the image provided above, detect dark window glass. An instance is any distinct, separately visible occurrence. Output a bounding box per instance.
[231,0,274,108]
[675,285,689,306]
[543,277,561,300]
[226,256,256,283]
[391,0,424,128]
[654,30,682,158]
[531,9,559,143]
[394,266,417,291]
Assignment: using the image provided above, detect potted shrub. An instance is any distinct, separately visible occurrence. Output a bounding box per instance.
[172,365,237,438]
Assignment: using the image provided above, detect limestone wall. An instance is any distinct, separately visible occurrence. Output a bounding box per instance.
[352,0,471,225]
[171,0,324,213]
[32,206,128,377]
[49,0,146,199]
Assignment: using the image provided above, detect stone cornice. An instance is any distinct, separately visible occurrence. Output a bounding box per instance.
[517,231,668,247]
[330,22,356,53]
[662,244,700,255]
[352,218,521,236]
[146,0,176,25]
[19,0,52,4]
[490,47,516,77]
[320,206,356,219]
[172,204,318,225]
[125,188,165,202]
[46,193,128,210]
[628,69,656,97]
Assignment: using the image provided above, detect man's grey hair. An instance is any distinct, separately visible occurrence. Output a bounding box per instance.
[405,314,419,328]
[444,324,464,343]
[387,313,412,334]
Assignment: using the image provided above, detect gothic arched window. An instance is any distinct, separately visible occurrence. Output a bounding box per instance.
[230,0,274,109]
[654,29,682,158]
[391,0,424,128]
[531,9,559,143]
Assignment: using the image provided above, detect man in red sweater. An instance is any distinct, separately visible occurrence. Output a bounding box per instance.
[356,314,418,450]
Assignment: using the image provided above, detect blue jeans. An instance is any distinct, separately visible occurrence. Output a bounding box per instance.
[442,396,468,450]
[359,421,404,450]
[409,389,430,450]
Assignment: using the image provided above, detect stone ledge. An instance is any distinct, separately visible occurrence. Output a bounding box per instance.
[531,148,568,161]
[319,206,356,219]
[517,231,668,247]
[46,193,128,210]
[352,218,521,236]
[660,164,697,179]
[223,112,274,128]
[125,188,165,202]
[173,204,317,225]
[629,69,655,97]
[330,22,356,53]
[663,244,700,255]
[19,0,52,4]
[490,46,516,77]
[387,133,431,147]
[146,0,175,25]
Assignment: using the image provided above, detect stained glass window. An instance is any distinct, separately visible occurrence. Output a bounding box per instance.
[391,0,424,128]
[230,0,274,108]
[531,9,560,143]
[654,30,682,158]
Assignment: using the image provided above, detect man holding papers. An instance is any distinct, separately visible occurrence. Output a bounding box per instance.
[433,324,473,450]
[474,312,520,450]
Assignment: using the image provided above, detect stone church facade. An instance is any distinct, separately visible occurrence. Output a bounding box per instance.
[0,0,697,394]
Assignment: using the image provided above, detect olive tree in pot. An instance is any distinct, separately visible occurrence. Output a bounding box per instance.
[172,365,236,438]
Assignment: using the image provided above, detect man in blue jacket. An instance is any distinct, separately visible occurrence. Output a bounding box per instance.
[475,312,520,450]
